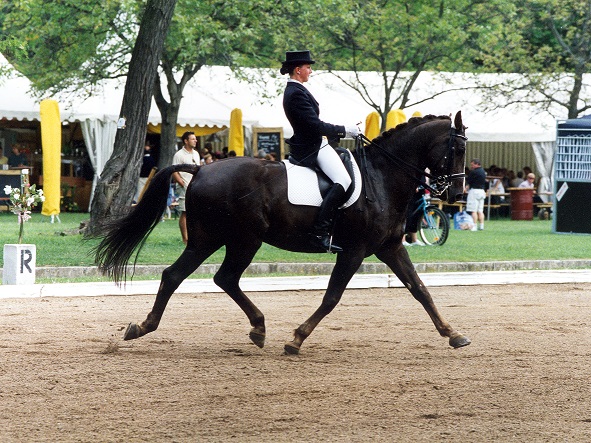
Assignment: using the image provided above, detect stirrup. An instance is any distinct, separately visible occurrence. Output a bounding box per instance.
[310,234,343,253]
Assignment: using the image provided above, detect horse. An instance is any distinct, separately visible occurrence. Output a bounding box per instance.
[93,111,471,354]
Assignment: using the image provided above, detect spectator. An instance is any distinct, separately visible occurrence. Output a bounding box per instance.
[518,172,536,189]
[172,131,201,245]
[201,142,213,161]
[8,144,28,167]
[488,166,506,204]
[134,143,157,203]
[500,167,510,190]
[402,186,426,246]
[522,166,533,179]
[464,158,486,231]
[0,143,8,165]
[511,170,524,188]
[519,172,545,204]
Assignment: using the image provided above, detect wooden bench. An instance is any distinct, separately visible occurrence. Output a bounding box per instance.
[441,200,467,212]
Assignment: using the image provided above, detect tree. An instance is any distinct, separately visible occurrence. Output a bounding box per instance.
[472,0,591,119]
[88,0,176,233]
[1,0,272,221]
[0,0,125,94]
[153,0,267,169]
[263,0,517,131]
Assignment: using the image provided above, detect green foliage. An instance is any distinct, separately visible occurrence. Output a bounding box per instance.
[0,0,125,94]
[474,0,591,118]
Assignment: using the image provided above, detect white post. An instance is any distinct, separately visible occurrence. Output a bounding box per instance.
[3,244,36,285]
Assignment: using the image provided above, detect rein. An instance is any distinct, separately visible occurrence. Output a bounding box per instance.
[355,125,466,198]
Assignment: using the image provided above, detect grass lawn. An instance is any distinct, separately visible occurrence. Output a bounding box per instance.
[1,211,590,269]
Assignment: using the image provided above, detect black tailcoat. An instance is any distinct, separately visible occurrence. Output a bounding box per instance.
[283,81,346,167]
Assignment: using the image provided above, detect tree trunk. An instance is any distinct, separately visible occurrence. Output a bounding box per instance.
[158,112,180,170]
[87,0,176,234]
[154,65,203,170]
[568,69,583,119]
[154,75,182,170]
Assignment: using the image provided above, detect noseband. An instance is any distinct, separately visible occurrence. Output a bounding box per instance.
[434,126,467,195]
[356,123,467,198]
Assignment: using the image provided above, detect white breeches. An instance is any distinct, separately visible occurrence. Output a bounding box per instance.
[316,143,352,190]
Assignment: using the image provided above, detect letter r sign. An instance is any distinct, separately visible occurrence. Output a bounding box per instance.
[21,249,33,273]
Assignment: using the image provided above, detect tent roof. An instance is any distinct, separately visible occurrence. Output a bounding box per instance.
[0,56,558,142]
[0,71,256,129]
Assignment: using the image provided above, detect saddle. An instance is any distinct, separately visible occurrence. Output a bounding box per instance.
[283,148,362,208]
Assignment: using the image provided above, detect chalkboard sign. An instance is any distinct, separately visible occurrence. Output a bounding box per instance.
[253,127,284,161]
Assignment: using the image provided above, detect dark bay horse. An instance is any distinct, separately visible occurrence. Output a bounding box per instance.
[93,111,471,354]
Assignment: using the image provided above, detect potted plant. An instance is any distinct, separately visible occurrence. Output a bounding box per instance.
[2,169,45,285]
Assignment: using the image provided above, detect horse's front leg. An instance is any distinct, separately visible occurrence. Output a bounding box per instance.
[284,253,364,355]
[375,241,471,348]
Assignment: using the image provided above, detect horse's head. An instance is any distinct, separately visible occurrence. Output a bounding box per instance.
[365,112,467,203]
[424,111,467,203]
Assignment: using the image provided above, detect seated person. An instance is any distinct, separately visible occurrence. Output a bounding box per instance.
[7,145,28,167]
[518,172,544,204]
[488,166,505,204]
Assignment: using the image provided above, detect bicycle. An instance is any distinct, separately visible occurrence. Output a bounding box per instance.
[411,192,450,246]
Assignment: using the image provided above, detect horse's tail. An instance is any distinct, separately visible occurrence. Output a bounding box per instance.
[92,164,200,284]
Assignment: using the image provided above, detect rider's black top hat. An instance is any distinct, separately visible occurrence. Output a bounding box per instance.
[282,50,316,66]
[280,50,316,75]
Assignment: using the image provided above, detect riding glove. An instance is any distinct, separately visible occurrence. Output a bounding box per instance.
[346,125,362,138]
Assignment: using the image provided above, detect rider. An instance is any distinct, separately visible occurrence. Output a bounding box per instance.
[281,50,361,253]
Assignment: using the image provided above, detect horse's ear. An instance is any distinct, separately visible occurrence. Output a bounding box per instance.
[454,111,463,131]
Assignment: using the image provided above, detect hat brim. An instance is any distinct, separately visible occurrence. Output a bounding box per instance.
[282,59,315,65]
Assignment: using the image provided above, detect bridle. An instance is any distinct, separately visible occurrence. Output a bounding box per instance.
[356,122,467,198]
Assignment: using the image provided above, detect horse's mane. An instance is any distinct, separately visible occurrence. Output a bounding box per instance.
[373,114,452,144]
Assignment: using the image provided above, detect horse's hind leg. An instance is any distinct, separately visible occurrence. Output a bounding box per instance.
[375,244,471,348]
[123,245,218,340]
[213,240,266,348]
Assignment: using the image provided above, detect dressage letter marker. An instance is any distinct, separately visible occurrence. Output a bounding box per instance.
[2,244,36,285]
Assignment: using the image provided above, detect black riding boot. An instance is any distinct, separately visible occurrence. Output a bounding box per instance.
[310,183,347,253]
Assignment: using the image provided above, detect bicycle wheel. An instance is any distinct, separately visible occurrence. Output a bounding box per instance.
[417,206,449,246]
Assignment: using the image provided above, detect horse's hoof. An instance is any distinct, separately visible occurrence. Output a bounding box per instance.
[449,334,471,348]
[283,342,300,355]
[249,330,265,348]
[123,323,141,341]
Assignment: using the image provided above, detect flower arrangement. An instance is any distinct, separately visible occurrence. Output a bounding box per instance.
[4,176,45,243]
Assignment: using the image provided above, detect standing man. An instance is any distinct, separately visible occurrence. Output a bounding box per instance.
[465,158,486,231]
[172,131,200,244]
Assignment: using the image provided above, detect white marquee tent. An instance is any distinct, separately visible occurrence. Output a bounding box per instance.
[1,61,559,143]
[1,56,561,198]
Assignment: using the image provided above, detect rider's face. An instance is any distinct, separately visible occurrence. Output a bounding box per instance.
[294,64,312,83]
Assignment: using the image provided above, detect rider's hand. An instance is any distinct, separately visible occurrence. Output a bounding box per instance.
[346,125,361,138]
